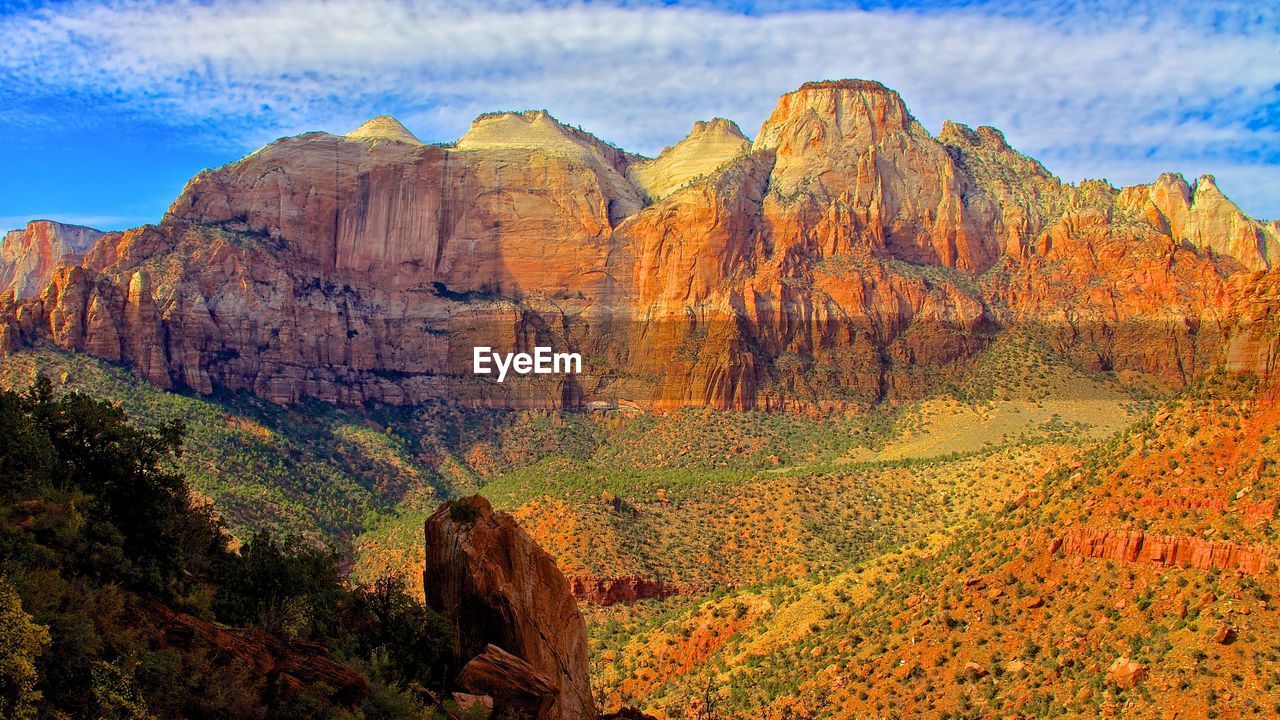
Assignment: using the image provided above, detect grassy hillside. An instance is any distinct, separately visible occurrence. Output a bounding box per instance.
[0,348,451,546]
[585,372,1280,719]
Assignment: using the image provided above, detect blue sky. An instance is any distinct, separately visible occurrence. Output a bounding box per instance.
[1,0,1277,231]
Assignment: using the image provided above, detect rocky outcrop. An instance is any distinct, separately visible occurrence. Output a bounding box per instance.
[133,599,369,706]
[1137,173,1275,271]
[1,81,1276,409]
[457,644,559,720]
[568,575,693,605]
[0,220,104,300]
[754,79,1002,273]
[1053,528,1274,575]
[424,495,595,720]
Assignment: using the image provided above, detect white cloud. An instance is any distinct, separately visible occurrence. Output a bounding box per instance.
[1,0,1277,216]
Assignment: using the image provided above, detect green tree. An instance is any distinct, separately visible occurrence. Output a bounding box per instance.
[215,532,344,639]
[91,660,157,720]
[0,578,51,720]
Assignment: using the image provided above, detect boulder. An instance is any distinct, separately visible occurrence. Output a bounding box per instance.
[1106,657,1148,689]
[457,646,555,719]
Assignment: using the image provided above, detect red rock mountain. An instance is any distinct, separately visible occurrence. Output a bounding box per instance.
[0,220,104,300]
[1,79,1276,408]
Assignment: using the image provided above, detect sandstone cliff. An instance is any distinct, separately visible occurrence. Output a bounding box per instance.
[1052,528,1274,576]
[424,495,595,720]
[1,79,1275,409]
[0,220,104,300]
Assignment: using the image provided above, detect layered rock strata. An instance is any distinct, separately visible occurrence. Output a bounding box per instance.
[1,79,1276,409]
[0,220,104,300]
[1052,528,1274,575]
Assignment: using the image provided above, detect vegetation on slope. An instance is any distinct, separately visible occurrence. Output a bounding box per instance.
[585,372,1280,719]
[0,377,454,720]
[0,338,1177,719]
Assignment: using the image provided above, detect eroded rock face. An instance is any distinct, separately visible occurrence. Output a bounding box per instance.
[1054,528,1274,575]
[0,220,105,300]
[1,80,1276,409]
[1225,270,1280,379]
[424,495,595,720]
[568,575,693,606]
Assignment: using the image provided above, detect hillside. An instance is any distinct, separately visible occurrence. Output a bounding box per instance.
[581,372,1280,719]
[0,376,460,720]
[0,348,451,545]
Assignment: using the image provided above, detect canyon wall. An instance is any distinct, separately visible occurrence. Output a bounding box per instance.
[2,79,1277,409]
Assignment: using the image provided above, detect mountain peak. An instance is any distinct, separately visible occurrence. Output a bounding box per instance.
[345,115,422,145]
[456,109,642,222]
[1194,174,1221,194]
[753,78,914,157]
[796,78,894,93]
[628,118,750,201]
[1,220,105,300]
[940,121,1010,150]
[689,117,747,140]
[1144,172,1272,270]
[458,110,589,154]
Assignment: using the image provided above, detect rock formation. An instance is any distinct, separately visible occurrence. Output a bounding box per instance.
[346,115,424,145]
[0,80,1276,409]
[133,599,369,706]
[0,220,104,300]
[424,495,595,720]
[568,575,689,606]
[457,644,560,719]
[1053,528,1274,575]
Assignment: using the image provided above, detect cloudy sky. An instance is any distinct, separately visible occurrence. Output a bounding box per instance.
[1,0,1276,230]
